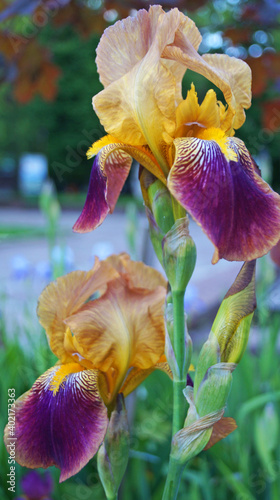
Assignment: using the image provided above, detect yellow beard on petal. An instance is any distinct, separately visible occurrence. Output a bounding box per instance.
[49,363,84,395]
[196,127,238,162]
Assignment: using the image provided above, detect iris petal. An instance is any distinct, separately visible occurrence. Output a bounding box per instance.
[121,355,172,398]
[64,259,166,399]
[4,364,108,482]
[168,136,280,263]
[162,48,251,130]
[93,6,201,171]
[74,141,165,233]
[37,258,118,361]
[73,145,131,233]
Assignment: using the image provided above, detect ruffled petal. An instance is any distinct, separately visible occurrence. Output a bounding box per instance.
[105,253,167,290]
[4,364,108,482]
[93,6,201,171]
[37,258,118,361]
[96,6,200,88]
[162,46,251,130]
[73,140,165,233]
[64,262,166,399]
[168,136,280,263]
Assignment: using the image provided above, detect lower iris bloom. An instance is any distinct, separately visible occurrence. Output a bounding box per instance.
[15,470,53,500]
[74,5,280,264]
[4,254,169,481]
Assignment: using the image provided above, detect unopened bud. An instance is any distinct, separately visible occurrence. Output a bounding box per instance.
[194,362,236,418]
[211,261,256,363]
[145,208,164,266]
[171,387,221,464]
[162,218,196,293]
[193,332,220,397]
[146,177,175,235]
[97,394,129,499]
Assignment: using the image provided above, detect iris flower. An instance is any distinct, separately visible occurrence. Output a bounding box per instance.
[4,254,169,481]
[15,470,53,500]
[74,5,280,264]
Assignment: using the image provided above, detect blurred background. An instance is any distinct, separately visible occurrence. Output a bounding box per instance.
[0,0,280,499]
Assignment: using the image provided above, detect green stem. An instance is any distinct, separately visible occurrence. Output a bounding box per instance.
[163,290,188,500]
[172,290,187,435]
[162,457,184,500]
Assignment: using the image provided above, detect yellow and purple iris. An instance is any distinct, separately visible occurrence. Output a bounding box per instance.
[4,254,169,481]
[74,5,280,264]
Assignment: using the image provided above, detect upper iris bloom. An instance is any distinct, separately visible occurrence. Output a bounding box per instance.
[74,5,280,264]
[4,254,168,481]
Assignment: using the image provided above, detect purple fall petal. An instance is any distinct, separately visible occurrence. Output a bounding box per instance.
[168,136,280,263]
[4,365,108,482]
[73,147,131,232]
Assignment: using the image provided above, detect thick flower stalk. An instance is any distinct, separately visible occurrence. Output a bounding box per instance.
[4,254,170,484]
[74,5,280,264]
[163,260,256,499]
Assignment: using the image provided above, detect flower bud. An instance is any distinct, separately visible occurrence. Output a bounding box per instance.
[145,207,164,266]
[193,332,220,398]
[97,394,129,499]
[211,261,256,363]
[162,217,196,293]
[171,386,222,464]
[140,168,175,265]
[140,168,174,234]
[194,362,236,418]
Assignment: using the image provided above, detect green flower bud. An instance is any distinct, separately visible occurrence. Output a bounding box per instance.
[145,207,164,266]
[194,362,236,417]
[162,217,197,293]
[97,394,129,499]
[211,261,256,363]
[171,386,223,464]
[139,168,175,265]
[193,332,220,398]
[147,179,175,235]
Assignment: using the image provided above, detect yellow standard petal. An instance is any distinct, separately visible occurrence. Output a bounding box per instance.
[64,254,167,401]
[37,257,118,362]
[93,6,202,174]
